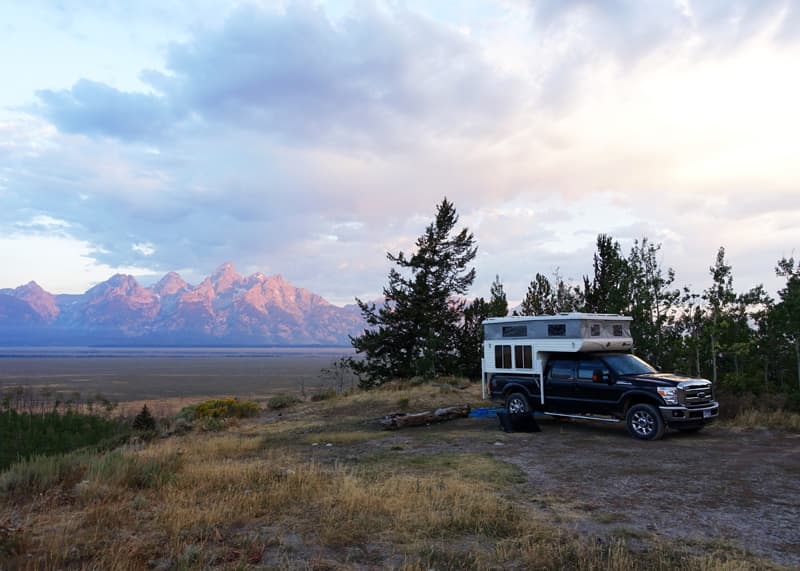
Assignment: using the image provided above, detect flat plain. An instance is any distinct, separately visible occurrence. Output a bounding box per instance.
[0,347,353,407]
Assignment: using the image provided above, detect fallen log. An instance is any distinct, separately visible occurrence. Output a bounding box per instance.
[380,404,471,430]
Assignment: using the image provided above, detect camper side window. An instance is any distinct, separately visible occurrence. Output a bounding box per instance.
[547,324,566,336]
[494,345,512,368]
[502,325,527,337]
[514,345,533,369]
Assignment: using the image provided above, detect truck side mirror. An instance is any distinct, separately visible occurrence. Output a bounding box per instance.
[592,369,611,384]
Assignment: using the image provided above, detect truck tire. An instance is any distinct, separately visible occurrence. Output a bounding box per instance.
[625,403,665,440]
[506,392,530,415]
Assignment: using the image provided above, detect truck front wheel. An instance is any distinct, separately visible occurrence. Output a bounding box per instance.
[506,392,530,415]
[625,403,665,440]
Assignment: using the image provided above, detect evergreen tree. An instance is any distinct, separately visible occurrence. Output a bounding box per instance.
[520,273,555,315]
[519,269,582,316]
[487,274,509,318]
[774,257,800,391]
[350,198,477,387]
[132,404,156,432]
[553,268,583,312]
[583,234,630,314]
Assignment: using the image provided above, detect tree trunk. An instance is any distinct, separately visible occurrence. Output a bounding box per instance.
[711,335,718,384]
[380,405,471,430]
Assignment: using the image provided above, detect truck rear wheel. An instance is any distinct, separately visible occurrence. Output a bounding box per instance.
[625,403,665,440]
[506,392,530,415]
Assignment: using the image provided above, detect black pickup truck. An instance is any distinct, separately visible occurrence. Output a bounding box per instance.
[488,352,719,440]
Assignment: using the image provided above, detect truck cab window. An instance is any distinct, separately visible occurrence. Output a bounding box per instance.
[577,360,608,382]
[549,360,574,380]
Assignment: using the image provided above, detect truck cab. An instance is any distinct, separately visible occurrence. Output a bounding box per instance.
[482,314,719,440]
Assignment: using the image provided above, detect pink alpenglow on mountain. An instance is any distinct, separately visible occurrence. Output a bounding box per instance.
[0,262,368,345]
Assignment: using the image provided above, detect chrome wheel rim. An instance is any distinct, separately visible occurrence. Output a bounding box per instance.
[508,398,526,414]
[631,410,655,437]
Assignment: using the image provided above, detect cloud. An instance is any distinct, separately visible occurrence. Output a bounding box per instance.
[34,3,520,148]
[4,0,800,305]
[36,79,181,141]
[132,242,156,256]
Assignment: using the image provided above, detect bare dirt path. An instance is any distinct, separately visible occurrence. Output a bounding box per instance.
[473,419,800,566]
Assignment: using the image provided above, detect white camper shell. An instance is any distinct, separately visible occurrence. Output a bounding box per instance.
[480,313,633,401]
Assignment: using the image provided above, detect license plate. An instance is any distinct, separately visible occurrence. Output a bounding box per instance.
[703,409,712,418]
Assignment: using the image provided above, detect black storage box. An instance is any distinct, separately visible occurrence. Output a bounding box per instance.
[497,411,541,433]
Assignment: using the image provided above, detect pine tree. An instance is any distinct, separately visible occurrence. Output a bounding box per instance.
[487,274,509,318]
[350,199,477,387]
[774,257,800,390]
[520,273,555,315]
[519,269,582,316]
[583,234,630,314]
[133,404,156,432]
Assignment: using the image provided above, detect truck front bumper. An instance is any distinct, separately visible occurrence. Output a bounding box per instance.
[659,402,719,427]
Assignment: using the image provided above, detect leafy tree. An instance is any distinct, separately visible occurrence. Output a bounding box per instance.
[627,238,680,368]
[774,256,800,390]
[583,234,630,314]
[703,247,737,384]
[351,198,477,387]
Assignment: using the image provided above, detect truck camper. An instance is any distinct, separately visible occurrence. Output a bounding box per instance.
[482,313,719,440]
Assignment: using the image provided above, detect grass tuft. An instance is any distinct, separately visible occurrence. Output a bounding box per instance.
[267,394,301,410]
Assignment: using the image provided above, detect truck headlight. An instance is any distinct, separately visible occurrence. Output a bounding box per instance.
[657,387,678,405]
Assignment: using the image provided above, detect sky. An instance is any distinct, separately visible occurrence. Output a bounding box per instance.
[1,0,799,306]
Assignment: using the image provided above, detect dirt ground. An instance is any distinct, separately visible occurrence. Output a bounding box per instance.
[495,420,800,567]
[321,415,800,567]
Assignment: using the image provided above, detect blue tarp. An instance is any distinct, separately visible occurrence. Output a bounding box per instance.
[468,407,505,418]
[469,407,545,418]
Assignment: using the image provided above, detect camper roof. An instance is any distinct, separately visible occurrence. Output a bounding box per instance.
[483,312,632,324]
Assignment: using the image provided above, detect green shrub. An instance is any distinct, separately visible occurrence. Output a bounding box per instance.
[176,405,198,422]
[0,410,130,471]
[0,451,88,495]
[195,397,259,419]
[267,394,300,410]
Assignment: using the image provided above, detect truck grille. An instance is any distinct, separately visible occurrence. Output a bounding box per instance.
[682,386,714,407]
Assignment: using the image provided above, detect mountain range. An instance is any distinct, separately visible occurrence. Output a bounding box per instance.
[0,262,367,346]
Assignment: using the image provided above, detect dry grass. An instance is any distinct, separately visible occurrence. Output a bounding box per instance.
[0,381,787,570]
[723,409,800,431]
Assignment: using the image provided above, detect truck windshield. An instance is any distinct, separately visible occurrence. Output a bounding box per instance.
[603,354,658,375]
